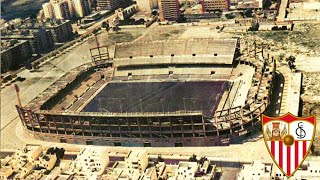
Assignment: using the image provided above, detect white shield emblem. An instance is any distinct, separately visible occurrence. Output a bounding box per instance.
[262,113,316,177]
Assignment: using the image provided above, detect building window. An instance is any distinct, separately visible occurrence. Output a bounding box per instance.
[150,55,153,57]
[171,54,174,57]
[214,53,218,56]
[192,54,196,56]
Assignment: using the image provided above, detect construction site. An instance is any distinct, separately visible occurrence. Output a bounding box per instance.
[13,37,277,147]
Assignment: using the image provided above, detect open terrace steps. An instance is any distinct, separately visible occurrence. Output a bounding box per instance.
[211,57,275,128]
[215,81,241,117]
[19,46,275,137]
[57,70,114,112]
[115,39,237,59]
[113,55,234,68]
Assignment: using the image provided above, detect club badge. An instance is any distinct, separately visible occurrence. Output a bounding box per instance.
[262,113,316,177]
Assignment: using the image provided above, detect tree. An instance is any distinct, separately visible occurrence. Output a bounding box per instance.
[244,9,253,17]
[151,11,158,16]
[157,155,164,162]
[263,0,272,9]
[225,13,235,19]
[287,55,296,70]
[287,55,296,63]
[102,21,107,28]
[189,154,197,162]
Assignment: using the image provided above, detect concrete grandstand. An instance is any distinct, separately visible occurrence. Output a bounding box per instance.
[15,38,275,147]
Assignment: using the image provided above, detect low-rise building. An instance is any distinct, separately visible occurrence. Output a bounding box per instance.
[67,147,109,177]
[140,167,158,180]
[236,0,264,10]
[0,145,58,179]
[0,145,219,179]
[106,150,148,180]
[175,161,199,179]
[34,153,57,170]
[257,21,293,31]
[237,160,274,180]
[126,150,148,174]
[0,167,14,180]
[116,4,139,20]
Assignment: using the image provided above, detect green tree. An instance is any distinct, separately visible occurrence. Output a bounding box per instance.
[263,0,272,9]
[244,9,253,17]
[102,21,107,28]
[225,13,235,19]
[189,154,197,162]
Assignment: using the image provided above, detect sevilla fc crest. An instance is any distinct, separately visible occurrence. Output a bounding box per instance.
[262,113,316,177]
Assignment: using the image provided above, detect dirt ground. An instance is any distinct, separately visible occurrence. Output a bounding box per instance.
[255,23,320,56]
[301,72,320,154]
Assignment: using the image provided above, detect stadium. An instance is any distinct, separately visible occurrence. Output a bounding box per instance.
[16,38,275,147]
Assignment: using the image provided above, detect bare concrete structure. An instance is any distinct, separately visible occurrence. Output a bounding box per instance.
[15,38,275,147]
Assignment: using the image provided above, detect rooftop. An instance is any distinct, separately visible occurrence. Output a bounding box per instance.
[127,150,146,159]
[0,39,28,52]
[178,161,198,169]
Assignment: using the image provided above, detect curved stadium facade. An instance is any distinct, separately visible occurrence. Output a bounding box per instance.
[16,38,275,147]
